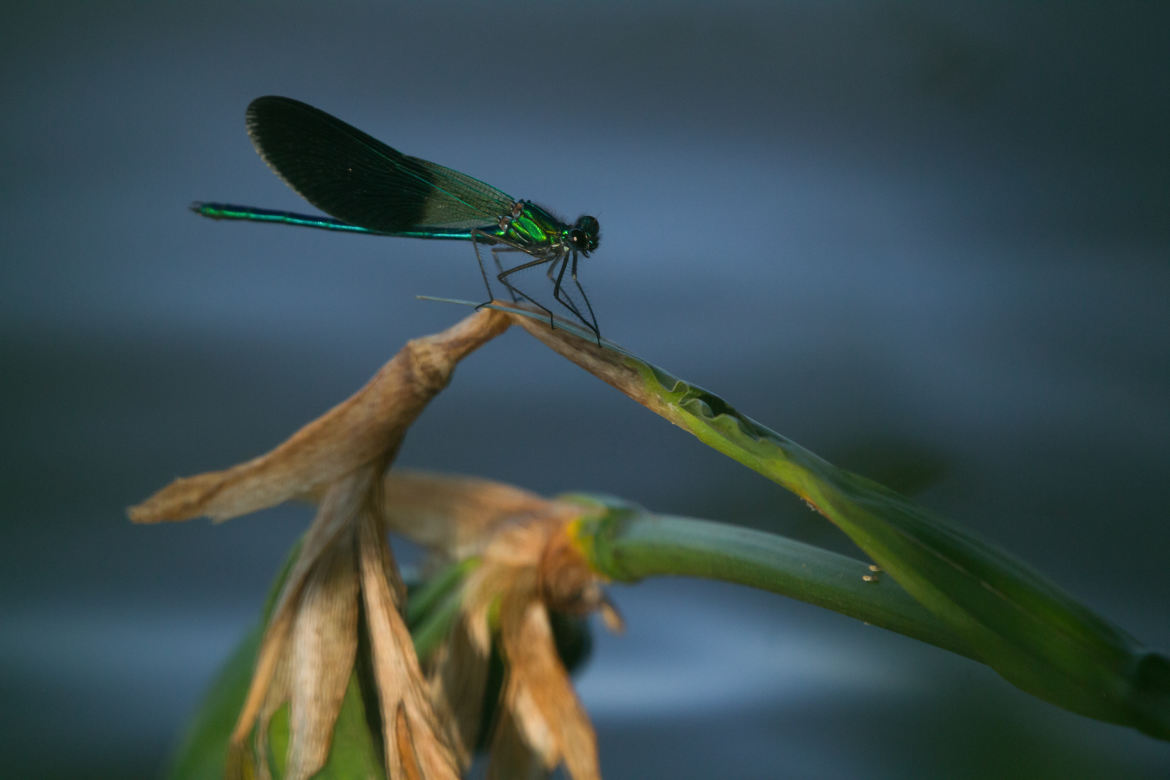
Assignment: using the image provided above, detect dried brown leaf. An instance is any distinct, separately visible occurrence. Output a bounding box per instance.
[382,470,582,560]
[424,516,607,780]
[285,534,360,780]
[254,648,289,780]
[358,492,461,779]
[131,311,537,778]
[393,702,425,780]
[425,612,491,767]
[231,466,376,747]
[486,703,550,780]
[128,309,508,524]
[496,598,600,780]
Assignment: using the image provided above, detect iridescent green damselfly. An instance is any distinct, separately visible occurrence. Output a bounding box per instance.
[194,96,602,339]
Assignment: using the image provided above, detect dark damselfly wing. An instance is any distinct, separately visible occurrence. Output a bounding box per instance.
[245,96,517,233]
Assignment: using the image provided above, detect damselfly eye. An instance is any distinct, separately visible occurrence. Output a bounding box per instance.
[572,215,600,252]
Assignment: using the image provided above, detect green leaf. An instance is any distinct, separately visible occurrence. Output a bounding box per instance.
[508,314,1170,741]
[622,355,1170,739]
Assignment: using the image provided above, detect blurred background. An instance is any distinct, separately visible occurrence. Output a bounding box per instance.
[2,1,1168,777]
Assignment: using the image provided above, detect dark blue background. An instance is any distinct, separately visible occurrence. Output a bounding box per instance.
[2,2,1168,777]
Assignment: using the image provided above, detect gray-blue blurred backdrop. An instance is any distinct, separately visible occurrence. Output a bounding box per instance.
[2,2,1168,777]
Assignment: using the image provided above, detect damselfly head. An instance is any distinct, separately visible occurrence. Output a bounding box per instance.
[569,215,600,255]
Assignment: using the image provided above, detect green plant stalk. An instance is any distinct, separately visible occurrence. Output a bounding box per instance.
[565,497,976,661]
[408,558,480,660]
[406,556,479,628]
